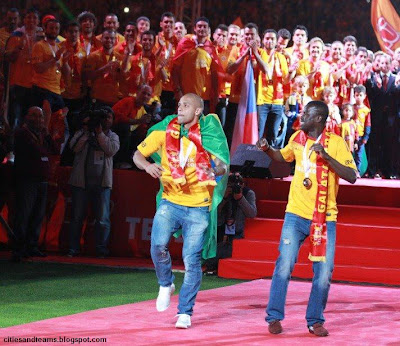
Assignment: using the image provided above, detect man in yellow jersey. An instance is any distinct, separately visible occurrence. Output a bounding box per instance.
[285,25,309,60]
[171,17,220,115]
[31,19,71,147]
[133,93,229,329]
[5,8,39,127]
[296,37,330,100]
[84,29,123,107]
[257,101,357,337]
[154,12,178,116]
[225,22,268,148]
[257,29,288,147]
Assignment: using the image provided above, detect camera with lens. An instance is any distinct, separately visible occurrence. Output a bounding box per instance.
[78,108,108,132]
[86,109,108,132]
[228,173,243,194]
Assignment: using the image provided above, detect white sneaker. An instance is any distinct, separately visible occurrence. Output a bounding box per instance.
[175,314,191,329]
[156,283,175,312]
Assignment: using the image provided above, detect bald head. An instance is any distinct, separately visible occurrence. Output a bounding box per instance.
[183,93,204,112]
[177,93,205,127]
[25,106,44,130]
[27,106,43,117]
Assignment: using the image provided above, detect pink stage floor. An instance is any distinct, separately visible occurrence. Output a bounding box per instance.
[1,279,399,345]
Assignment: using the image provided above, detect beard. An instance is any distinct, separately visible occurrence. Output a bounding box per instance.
[46,33,58,40]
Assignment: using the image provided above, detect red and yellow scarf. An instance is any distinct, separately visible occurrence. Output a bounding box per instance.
[293,129,331,262]
[165,117,216,186]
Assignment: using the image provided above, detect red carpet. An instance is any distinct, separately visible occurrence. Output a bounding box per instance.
[219,178,400,284]
[1,279,399,345]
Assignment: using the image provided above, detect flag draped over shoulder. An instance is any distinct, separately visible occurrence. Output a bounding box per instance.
[230,59,259,156]
[147,114,230,259]
[371,0,400,54]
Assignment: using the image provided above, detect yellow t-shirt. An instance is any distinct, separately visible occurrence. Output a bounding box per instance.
[281,131,357,221]
[137,130,215,207]
[284,46,310,60]
[296,59,330,100]
[31,40,63,94]
[354,105,370,137]
[257,51,288,105]
[175,47,214,100]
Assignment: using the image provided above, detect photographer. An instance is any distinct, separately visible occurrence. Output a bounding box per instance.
[112,84,161,169]
[204,172,257,274]
[67,106,120,258]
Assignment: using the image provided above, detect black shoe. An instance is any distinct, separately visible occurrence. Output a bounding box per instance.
[28,248,47,257]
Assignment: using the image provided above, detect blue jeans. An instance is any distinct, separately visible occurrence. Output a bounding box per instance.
[69,185,111,256]
[257,104,285,148]
[151,199,209,315]
[266,212,336,326]
[354,142,365,173]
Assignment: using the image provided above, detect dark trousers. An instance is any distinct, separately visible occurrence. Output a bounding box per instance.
[224,102,238,149]
[13,180,48,254]
[215,98,227,127]
[9,85,32,128]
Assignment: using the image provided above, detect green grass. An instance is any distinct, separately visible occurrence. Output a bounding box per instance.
[0,261,244,328]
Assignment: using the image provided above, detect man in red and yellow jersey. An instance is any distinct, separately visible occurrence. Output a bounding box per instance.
[116,22,142,98]
[258,29,288,148]
[61,22,87,111]
[133,93,229,329]
[258,100,357,337]
[59,21,87,157]
[172,17,220,115]
[84,29,123,107]
[5,8,39,127]
[96,13,125,46]
[127,30,158,98]
[297,37,330,100]
[31,19,71,144]
[154,12,179,116]
[115,22,142,57]
[77,11,102,56]
[225,22,268,148]
[112,84,153,167]
[285,25,310,61]
[213,24,230,127]
[0,8,20,99]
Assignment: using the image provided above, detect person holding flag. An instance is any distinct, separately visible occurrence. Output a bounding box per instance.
[133,93,229,329]
[225,23,268,150]
[257,101,357,337]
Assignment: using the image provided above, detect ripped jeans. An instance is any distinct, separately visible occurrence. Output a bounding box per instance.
[266,212,336,326]
[151,199,209,315]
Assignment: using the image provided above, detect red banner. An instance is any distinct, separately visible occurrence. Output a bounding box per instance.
[371,0,400,54]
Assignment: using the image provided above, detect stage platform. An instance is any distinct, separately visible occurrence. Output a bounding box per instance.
[219,177,400,285]
[1,279,399,345]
